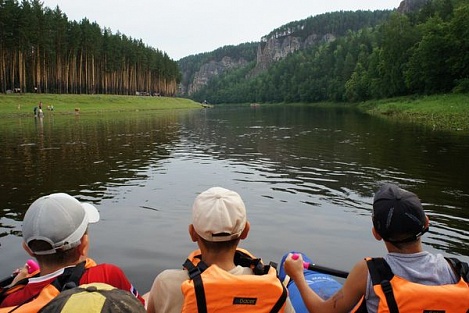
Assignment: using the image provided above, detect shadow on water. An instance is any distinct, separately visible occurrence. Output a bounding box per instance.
[0,104,468,292]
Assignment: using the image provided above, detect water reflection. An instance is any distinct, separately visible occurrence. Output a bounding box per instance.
[0,111,184,223]
[0,105,468,292]
[177,105,469,254]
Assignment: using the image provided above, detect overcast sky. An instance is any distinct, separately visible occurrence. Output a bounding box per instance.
[40,0,400,60]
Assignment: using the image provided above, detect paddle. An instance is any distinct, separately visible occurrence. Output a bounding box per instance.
[292,254,349,279]
[0,260,40,288]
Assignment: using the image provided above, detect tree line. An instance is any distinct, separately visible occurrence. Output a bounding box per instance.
[191,0,469,104]
[0,0,180,96]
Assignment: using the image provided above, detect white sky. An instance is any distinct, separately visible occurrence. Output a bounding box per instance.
[41,0,400,60]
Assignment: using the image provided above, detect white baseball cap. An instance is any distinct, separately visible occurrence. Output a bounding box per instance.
[192,187,247,242]
[22,193,100,255]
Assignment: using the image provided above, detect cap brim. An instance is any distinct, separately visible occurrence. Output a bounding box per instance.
[82,203,100,223]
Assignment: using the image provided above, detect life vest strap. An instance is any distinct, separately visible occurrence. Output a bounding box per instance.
[445,257,469,283]
[234,251,268,275]
[366,258,399,313]
[270,281,287,313]
[183,259,207,313]
[51,261,86,292]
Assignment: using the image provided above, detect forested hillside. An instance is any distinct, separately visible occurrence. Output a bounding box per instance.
[0,0,180,96]
[190,0,468,104]
[179,10,391,98]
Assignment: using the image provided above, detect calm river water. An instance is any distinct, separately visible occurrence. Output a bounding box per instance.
[0,104,468,293]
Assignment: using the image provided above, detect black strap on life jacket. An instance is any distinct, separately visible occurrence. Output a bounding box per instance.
[270,283,288,313]
[445,257,469,283]
[366,258,399,313]
[233,250,270,275]
[183,259,208,313]
[191,250,271,275]
[51,261,86,291]
[2,261,86,312]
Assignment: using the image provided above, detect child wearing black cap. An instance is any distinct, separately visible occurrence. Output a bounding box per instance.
[284,183,469,313]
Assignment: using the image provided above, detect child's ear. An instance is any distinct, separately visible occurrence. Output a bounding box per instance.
[189,224,198,242]
[372,227,382,241]
[239,221,250,240]
[77,234,89,257]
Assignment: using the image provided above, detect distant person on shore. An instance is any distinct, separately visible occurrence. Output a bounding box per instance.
[0,193,144,311]
[283,183,469,313]
[145,186,295,313]
[33,102,44,118]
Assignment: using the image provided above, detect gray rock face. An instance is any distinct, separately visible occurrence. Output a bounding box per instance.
[252,33,335,76]
[186,56,248,95]
[397,0,430,13]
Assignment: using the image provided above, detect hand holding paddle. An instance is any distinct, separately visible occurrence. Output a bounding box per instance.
[1,259,40,288]
[291,253,349,279]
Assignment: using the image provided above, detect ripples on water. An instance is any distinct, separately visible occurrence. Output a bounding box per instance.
[0,105,467,292]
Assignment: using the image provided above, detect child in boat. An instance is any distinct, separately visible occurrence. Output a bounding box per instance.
[145,186,296,313]
[0,193,144,311]
[283,183,469,313]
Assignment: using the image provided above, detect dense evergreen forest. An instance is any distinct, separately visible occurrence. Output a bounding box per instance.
[0,0,180,95]
[191,0,469,104]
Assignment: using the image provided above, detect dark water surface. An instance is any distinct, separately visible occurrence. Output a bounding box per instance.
[1,104,468,293]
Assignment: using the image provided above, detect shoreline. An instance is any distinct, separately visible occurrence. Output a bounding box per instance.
[1,93,468,133]
[0,94,202,117]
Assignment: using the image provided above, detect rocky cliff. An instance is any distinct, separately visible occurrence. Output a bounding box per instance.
[251,33,336,76]
[397,0,430,13]
[182,56,249,95]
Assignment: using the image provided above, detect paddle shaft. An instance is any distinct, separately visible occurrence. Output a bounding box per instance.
[292,254,349,278]
[304,263,349,278]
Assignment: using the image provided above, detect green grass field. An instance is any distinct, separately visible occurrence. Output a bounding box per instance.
[357,93,469,132]
[0,93,202,117]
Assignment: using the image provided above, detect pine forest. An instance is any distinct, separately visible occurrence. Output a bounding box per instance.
[0,0,180,96]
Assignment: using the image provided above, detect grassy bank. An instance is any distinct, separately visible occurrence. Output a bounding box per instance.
[0,93,202,117]
[357,93,469,132]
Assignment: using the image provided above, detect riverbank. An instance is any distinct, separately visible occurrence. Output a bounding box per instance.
[0,93,202,116]
[2,93,468,133]
[357,93,469,133]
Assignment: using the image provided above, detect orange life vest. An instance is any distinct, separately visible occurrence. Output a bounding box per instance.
[365,257,469,313]
[0,258,96,313]
[181,249,287,313]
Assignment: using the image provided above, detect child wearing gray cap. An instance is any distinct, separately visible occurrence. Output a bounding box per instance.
[0,193,145,311]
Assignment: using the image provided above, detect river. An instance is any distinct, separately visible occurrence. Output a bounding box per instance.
[0,104,468,293]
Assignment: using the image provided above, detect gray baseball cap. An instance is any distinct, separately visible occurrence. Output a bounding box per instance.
[22,193,100,255]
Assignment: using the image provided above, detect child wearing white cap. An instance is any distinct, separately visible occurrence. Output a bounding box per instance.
[0,193,145,311]
[145,187,296,313]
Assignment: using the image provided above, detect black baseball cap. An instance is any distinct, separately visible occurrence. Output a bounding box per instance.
[372,183,428,244]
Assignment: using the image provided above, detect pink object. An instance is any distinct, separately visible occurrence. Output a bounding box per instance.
[292,253,310,269]
[26,259,39,274]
